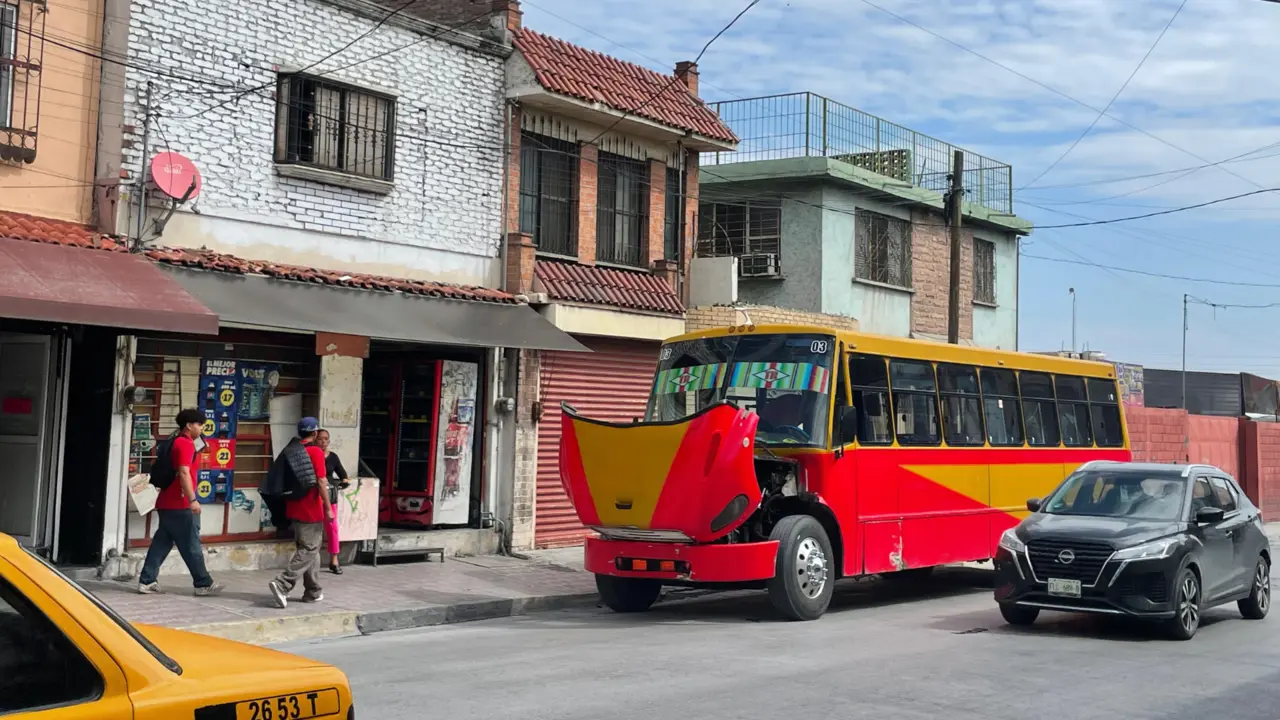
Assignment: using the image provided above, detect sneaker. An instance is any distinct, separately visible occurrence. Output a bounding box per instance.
[194,582,224,597]
[268,579,289,608]
[301,591,324,604]
[137,582,162,595]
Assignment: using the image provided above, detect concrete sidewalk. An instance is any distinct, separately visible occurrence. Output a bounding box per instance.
[84,553,597,645]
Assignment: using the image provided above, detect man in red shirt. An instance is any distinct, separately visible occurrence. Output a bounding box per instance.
[268,417,332,607]
[138,408,223,596]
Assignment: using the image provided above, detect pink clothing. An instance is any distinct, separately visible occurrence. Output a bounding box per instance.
[325,503,340,556]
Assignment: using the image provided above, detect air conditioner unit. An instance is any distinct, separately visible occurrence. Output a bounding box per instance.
[739,253,780,278]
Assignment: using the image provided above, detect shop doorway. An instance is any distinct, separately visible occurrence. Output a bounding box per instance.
[0,332,68,552]
[359,343,487,530]
[56,327,118,565]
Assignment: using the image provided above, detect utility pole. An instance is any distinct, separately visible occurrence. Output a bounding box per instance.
[135,80,154,248]
[1069,287,1077,355]
[946,149,964,344]
[1181,293,1188,410]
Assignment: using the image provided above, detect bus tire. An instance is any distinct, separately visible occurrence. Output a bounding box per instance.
[767,515,835,621]
[596,574,661,613]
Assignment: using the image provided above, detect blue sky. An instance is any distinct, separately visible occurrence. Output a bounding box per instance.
[520,0,1280,376]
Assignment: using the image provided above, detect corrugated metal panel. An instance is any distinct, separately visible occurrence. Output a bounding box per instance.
[1144,369,1242,416]
[534,337,658,548]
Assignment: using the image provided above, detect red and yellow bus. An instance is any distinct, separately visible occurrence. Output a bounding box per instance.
[559,323,1132,620]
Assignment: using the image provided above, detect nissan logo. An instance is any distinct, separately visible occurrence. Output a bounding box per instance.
[1057,549,1075,564]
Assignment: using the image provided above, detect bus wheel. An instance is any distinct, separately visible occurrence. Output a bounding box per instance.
[596,574,662,613]
[767,515,835,621]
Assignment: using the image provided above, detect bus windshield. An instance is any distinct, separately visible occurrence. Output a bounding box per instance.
[646,333,836,447]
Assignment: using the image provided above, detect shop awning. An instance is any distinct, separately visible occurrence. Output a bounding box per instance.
[0,237,219,334]
[158,266,590,352]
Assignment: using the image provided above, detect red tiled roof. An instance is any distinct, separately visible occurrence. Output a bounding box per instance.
[0,210,516,305]
[535,260,684,315]
[0,211,128,251]
[512,28,737,144]
[146,248,517,304]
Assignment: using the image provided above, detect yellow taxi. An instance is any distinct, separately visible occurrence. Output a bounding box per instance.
[0,533,355,719]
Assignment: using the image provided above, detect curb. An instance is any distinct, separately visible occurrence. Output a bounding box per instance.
[176,592,601,645]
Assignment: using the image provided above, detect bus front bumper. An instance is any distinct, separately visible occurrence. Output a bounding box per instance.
[585,536,780,583]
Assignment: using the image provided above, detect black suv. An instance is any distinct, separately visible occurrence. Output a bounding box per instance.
[994,461,1270,640]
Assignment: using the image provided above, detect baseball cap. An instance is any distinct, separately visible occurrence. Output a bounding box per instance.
[297,417,320,434]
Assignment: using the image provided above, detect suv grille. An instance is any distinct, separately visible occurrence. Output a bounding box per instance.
[1117,571,1170,604]
[1026,539,1113,584]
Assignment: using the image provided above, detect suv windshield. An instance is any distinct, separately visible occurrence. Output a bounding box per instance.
[22,547,183,675]
[1041,469,1188,522]
[646,333,835,447]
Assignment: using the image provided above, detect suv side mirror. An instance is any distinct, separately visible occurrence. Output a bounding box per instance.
[1026,498,1042,513]
[837,406,858,446]
[1196,506,1225,524]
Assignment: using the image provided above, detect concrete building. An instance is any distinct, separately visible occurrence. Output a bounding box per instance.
[2,0,591,576]
[496,19,738,548]
[695,92,1033,350]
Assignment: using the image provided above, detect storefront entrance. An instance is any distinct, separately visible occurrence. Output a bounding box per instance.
[0,332,66,550]
[360,343,487,530]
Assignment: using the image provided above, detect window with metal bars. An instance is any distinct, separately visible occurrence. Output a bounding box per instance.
[695,202,781,259]
[664,165,681,261]
[854,209,912,288]
[519,131,578,257]
[274,73,396,181]
[973,237,996,305]
[596,151,648,267]
[0,3,16,129]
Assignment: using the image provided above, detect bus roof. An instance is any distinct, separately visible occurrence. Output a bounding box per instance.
[668,323,1117,379]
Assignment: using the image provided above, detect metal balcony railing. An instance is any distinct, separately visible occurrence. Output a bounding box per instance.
[705,92,1014,215]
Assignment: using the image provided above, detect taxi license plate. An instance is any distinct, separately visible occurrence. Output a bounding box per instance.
[235,688,341,720]
[1048,578,1081,598]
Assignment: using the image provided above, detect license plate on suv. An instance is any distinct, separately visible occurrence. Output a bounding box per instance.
[1048,578,1081,598]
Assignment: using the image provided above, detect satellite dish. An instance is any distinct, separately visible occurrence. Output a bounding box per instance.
[149,151,202,201]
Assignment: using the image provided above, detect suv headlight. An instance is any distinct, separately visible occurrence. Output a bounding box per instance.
[998,528,1025,554]
[1112,537,1179,561]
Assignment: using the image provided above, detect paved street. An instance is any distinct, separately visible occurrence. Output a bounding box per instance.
[280,569,1280,720]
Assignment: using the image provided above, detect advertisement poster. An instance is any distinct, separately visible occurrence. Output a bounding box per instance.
[431,360,478,525]
[194,433,236,504]
[238,363,280,421]
[199,359,240,440]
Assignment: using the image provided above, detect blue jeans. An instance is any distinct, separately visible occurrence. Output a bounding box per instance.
[138,509,213,588]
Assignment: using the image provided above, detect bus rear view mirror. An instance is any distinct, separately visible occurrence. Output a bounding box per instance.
[837,406,858,445]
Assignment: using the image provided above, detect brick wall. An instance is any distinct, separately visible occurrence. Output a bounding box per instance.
[909,208,973,341]
[511,348,541,551]
[1127,406,1188,463]
[1256,423,1280,519]
[122,0,505,262]
[1188,415,1240,477]
[686,305,860,333]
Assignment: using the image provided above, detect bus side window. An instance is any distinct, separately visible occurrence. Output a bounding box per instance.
[1020,372,1061,447]
[938,363,984,446]
[833,354,854,446]
[1088,378,1125,447]
[979,367,1023,446]
[849,354,892,445]
[889,359,941,447]
[1054,376,1093,447]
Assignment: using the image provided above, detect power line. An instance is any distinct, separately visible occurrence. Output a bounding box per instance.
[1015,142,1280,195]
[1021,253,1280,288]
[583,0,760,146]
[1030,188,1280,228]
[1017,0,1189,191]
[854,0,1267,193]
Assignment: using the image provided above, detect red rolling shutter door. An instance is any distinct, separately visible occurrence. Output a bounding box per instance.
[534,337,659,548]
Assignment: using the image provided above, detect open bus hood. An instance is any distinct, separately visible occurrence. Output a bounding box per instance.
[559,402,761,543]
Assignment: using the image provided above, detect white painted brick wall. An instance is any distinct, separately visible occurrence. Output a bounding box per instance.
[121,0,506,262]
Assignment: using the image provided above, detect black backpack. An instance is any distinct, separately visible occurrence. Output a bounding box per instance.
[263,438,318,501]
[149,432,181,490]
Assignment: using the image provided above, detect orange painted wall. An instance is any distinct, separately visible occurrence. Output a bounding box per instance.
[0,0,102,223]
